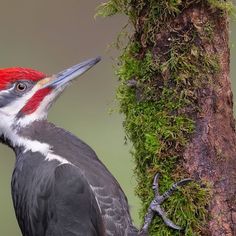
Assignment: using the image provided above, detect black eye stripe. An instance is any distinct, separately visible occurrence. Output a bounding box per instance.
[0,92,19,108]
[11,81,35,95]
[0,81,36,108]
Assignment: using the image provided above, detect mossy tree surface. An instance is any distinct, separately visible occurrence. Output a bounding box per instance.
[98,1,236,235]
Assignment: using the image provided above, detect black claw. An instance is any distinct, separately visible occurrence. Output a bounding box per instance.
[161,178,193,202]
[139,173,192,234]
[152,173,160,188]
[176,178,193,186]
[164,218,182,231]
[152,173,160,196]
[150,200,182,230]
[155,205,182,230]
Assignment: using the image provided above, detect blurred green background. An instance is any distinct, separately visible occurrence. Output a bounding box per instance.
[0,1,235,235]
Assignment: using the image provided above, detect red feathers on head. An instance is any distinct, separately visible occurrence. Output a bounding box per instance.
[0,67,46,90]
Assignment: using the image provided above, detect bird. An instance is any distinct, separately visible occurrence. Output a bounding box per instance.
[0,57,191,236]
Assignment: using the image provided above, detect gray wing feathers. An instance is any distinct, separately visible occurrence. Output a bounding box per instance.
[48,164,105,236]
[20,121,138,235]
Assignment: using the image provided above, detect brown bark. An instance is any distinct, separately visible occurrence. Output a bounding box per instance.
[113,0,236,233]
[145,2,236,235]
[180,5,236,236]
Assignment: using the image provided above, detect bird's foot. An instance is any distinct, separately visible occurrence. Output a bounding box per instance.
[138,173,192,235]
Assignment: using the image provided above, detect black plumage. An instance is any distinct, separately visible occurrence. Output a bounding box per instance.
[10,121,138,236]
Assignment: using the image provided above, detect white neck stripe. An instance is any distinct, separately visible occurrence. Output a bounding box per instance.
[2,125,70,165]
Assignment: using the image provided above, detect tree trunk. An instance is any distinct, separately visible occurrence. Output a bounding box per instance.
[98,1,236,235]
[182,5,236,236]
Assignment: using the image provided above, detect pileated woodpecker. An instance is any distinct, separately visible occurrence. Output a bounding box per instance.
[0,57,191,236]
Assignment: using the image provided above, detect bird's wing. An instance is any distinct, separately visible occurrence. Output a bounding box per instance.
[20,121,137,235]
[46,163,105,236]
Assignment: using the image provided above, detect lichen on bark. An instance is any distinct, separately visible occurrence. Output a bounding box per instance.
[97,1,235,235]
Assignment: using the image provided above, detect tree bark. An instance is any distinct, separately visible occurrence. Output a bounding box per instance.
[135,2,236,235]
[98,1,236,235]
[182,5,236,236]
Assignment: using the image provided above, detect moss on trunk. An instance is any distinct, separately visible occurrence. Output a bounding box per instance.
[97,1,235,235]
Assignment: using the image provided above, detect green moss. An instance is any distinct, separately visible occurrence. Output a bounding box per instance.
[97,0,230,235]
[208,0,235,14]
[96,0,122,17]
[97,0,235,18]
[116,43,212,235]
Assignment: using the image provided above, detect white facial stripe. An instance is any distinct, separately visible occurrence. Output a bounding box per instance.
[0,82,49,153]
[0,86,14,96]
[0,87,17,107]
[0,76,66,129]
[0,78,72,165]
[0,114,71,163]
[17,88,62,127]
[0,77,60,128]
[0,84,39,115]
[0,114,50,155]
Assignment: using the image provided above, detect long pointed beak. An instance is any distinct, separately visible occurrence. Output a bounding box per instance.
[43,57,101,88]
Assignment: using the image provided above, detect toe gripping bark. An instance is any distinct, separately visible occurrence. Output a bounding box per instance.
[138,174,192,235]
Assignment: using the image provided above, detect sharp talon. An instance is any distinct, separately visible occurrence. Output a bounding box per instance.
[152,173,161,197]
[161,210,182,230]
[139,174,192,234]
[164,219,182,231]
[152,173,160,190]
[153,173,160,184]
[161,178,193,202]
[152,204,182,231]
[176,178,193,187]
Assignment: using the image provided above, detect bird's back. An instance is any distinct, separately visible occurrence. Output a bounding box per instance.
[18,121,138,236]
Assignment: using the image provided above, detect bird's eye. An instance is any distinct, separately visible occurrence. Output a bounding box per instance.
[15,82,27,92]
